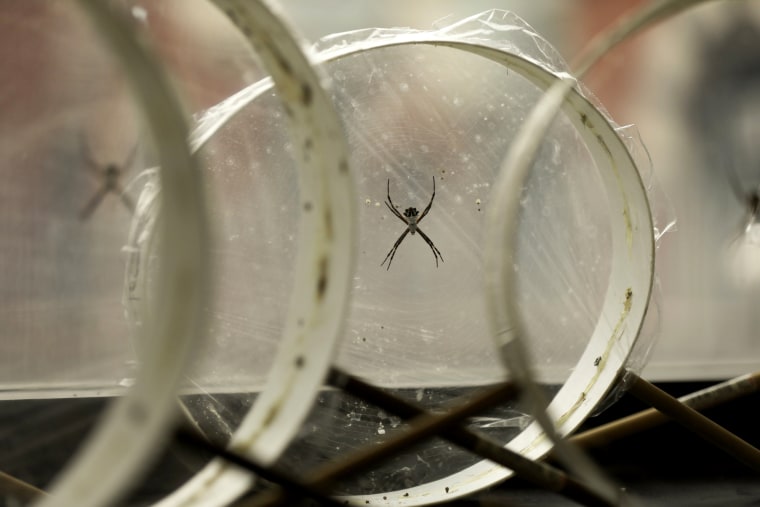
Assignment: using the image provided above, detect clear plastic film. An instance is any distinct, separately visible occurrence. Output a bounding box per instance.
[118,9,667,505]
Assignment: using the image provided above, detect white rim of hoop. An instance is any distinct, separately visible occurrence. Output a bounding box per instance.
[35,2,211,507]
[152,0,358,506]
[158,30,653,505]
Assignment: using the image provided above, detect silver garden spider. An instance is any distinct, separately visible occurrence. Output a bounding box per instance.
[381,176,443,270]
[79,135,136,220]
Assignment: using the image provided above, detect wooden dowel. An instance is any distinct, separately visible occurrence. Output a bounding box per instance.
[570,372,760,450]
[625,371,760,474]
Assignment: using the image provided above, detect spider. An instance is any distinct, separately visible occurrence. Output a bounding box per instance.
[79,135,136,220]
[381,176,443,270]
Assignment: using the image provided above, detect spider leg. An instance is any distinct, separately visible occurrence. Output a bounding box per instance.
[79,186,108,221]
[122,143,138,171]
[117,186,136,214]
[386,179,406,215]
[79,133,101,177]
[416,226,443,267]
[418,175,436,223]
[385,200,407,225]
[386,179,394,206]
[381,228,410,270]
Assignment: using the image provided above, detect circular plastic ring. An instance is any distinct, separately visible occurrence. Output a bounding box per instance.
[119,12,655,506]
[169,23,654,504]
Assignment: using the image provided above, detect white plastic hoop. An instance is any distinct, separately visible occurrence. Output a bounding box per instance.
[151,0,357,506]
[163,27,654,505]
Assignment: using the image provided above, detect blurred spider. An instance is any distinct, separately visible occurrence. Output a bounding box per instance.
[79,136,136,220]
[381,176,443,270]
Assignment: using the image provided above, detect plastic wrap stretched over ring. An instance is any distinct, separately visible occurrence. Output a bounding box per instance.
[125,9,663,505]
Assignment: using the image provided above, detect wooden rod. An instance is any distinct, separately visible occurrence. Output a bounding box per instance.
[570,372,760,450]
[625,371,760,474]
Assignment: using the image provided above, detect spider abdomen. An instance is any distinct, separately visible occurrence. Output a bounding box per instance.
[403,207,419,234]
[403,206,419,218]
